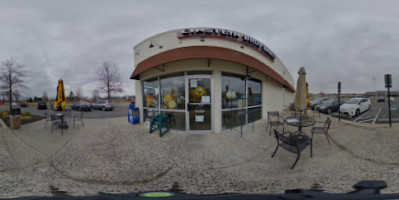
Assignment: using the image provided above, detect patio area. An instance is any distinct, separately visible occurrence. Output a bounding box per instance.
[1,110,399,197]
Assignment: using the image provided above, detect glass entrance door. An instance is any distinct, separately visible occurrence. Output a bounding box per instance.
[187,77,212,131]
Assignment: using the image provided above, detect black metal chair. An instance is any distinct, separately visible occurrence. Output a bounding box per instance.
[63,109,72,123]
[271,129,312,169]
[311,117,331,145]
[73,111,85,128]
[50,114,62,135]
[43,111,52,128]
[266,111,284,135]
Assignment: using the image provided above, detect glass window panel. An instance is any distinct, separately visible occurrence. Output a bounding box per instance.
[160,111,186,130]
[248,107,262,123]
[189,78,211,103]
[222,110,246,130]
[189,104,211,130]
[143,108,158,121]
[160,74,185,110]
[143,77,159,108]
[248,79,262,106]
[221,73,246,109]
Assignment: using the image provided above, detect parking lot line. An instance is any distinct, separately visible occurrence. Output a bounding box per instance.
[372,108,382,124]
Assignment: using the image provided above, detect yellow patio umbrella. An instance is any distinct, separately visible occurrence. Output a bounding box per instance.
[294,67,307,112]
[55,79,66,111]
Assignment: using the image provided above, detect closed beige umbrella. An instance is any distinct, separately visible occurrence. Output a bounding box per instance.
[294,67,307,112]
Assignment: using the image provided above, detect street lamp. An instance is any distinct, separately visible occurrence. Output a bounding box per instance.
[384,74,392,127]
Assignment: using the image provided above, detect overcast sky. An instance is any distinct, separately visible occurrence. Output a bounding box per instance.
[1,0,399,99]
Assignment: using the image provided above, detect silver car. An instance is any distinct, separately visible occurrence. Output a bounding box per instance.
[92,100,116,111]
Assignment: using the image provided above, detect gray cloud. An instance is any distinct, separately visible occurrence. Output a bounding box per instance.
[1,0,399,99]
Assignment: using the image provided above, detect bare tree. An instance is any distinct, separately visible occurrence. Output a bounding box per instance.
[68,91,74,101]
[75,86,82,102]
[96,61,123,100]
[42,91,48,101]
[0,57,27,111]
[92,89,100,101]
[13,90,21,102]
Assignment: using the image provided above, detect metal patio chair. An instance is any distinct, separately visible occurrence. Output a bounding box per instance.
[266,111,284,135]
[43,111,52,128]
[271,129,312,169]
[50,114,62,135]
[311,117,331,145]
[63,109,73,123]
[73,111,85,128]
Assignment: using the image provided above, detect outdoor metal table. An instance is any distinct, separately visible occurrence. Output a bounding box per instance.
[285,115,316,135]
[55,113,68,130]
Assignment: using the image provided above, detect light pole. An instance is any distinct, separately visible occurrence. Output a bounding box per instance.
[384,74,392,127]
[338,82,341,121]
[373,77,376,99]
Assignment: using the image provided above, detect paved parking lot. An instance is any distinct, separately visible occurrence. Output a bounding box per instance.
[0,105,127,119]
[326,101,399,124]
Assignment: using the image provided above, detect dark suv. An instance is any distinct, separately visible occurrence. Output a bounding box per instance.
[37,101,47,110]
[315,98,344,114]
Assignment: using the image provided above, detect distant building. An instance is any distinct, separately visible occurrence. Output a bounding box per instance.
[365,91,398,97]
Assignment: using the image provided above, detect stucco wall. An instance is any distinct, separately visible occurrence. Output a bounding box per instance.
[133,28,294,87]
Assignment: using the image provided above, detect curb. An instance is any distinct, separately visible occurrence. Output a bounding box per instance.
[377,118,399,123]
[338,119,390,128]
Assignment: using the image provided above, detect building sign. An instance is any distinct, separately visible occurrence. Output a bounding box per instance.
[177,28,276,60]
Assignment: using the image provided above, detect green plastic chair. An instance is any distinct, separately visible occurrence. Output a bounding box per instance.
[149,114,169,137]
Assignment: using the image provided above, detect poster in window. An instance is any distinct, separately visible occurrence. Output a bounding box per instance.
[195,115,204,122]
[201,96,210,103]
[190,79,197,88]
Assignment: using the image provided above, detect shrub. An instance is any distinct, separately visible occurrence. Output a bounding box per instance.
[21,116,31,120]
[1,111,9,118]
[23,112,31,116]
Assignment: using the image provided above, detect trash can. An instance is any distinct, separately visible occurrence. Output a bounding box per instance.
[128,102,139,124]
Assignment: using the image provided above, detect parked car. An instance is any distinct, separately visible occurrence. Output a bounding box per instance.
[389,97,395,102]
[315,98,345,114]
[37,101,47,110]
[340,98,371,117]
[377,96,385,102]
[308,97,329,110]
[92,100,116,111]
[71,101,92,111]
[20,102,29,107]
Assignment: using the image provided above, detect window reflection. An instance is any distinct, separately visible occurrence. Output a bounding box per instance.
[221,73,246,109]
[143,77,159,108]
[248,79,261,106]
[160,73,185,110]
[221,72,262,129]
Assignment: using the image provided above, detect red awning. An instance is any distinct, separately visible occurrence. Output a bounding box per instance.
[130,46,295,92]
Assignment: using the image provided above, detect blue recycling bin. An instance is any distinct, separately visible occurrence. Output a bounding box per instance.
[128,102,139,124]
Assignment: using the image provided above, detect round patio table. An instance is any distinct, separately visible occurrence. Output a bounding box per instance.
[56,113,68,130]
[285,116,316,135]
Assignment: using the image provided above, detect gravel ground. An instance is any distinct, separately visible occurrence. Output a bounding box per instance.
[1,111,399,198]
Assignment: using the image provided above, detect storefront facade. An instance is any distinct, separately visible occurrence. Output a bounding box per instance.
[131,28,295,133]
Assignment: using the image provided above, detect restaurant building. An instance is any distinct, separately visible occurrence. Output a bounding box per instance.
[130,27,295,133]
